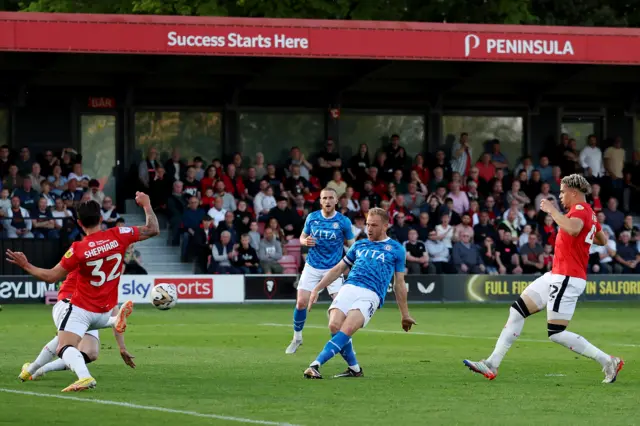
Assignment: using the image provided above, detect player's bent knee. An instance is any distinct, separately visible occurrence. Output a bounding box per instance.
[547,323,567,340]
[295,298,309,310]
[81,351,98,363]
[57,344,73,358]
[511,296,532,318]
[296,290,311,310]
[328,321,341,335]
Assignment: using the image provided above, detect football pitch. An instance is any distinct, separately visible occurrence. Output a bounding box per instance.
[1,303,638,426]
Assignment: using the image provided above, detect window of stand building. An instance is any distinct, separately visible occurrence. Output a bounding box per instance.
[238,112,324,166]
[442,116,524,168]
[81,115,117,201]
[134,111,222,166]
[338,114,425,160]
[561,122,597,151]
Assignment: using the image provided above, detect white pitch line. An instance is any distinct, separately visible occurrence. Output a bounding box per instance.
[260,323,640,348]
[0,388,301,426]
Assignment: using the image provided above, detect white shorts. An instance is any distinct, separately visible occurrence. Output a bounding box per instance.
[298,264,343,295]
[522,272,586,321]
[328,284,380,328]
[53,301,108,339]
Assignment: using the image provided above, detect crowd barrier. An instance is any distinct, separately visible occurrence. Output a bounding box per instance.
[2,274,639,305]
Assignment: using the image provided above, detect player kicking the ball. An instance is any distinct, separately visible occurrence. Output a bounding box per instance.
[18,269,135,383]
[463,174,624,383]
[304,207,415,379]
[8,192,159,392]
[285,188,355,355]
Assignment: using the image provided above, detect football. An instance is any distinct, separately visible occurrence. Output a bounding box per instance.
[150,283,178,310]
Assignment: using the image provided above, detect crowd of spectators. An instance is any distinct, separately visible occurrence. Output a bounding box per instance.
[139,132,640,275]
[0,145,122,241]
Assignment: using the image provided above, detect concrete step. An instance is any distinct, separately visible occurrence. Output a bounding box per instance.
[133,252,180,263]
[144,262,195,275]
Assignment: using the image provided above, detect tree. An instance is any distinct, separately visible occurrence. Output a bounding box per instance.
[14,0,640,27]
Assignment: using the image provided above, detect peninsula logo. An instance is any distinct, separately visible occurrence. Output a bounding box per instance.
[464,34,575,58]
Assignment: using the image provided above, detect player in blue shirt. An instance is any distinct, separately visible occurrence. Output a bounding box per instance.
[304,207,416,379]
[285,188,355,354]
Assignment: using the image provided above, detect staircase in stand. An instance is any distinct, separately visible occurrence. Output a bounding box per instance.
[120,200,194,275]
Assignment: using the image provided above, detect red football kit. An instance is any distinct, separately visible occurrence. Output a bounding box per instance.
[552,202,601,280]
[60,226,141,313]
[57,269,78,301]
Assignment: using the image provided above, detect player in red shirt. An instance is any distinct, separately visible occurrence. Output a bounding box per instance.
[463,174,624,383]
[9,192,159,392]
[19,269,136,383]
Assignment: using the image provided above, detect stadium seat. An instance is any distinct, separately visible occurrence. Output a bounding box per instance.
[285,240,302,267]
[278,255,298,273]
[45,291,58,305]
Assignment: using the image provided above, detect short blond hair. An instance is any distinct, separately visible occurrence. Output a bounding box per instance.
[561,173,591,195]
[368,207,389,223]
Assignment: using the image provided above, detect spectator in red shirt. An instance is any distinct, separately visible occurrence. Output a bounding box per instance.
[476,152,496,184]
[200,165,218,194]
[540,214,557,246]
[409,169,428,195]
[367,167,387,196]
[589,182,603,212]
[200,187,215,210]
[412,154,430,184]
[389,194,413,223]
[222,164,246,199]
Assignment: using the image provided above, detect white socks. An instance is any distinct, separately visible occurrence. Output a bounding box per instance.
[549,331,610,368]
[106,316,117,328]
[294,331,302,341]
[37,359,68,376]
[27,336,59,374]
[61,347,92,380]
[350,364,361,373]
[486,307,525,369]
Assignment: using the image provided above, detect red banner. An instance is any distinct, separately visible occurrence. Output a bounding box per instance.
[1,12,640,64]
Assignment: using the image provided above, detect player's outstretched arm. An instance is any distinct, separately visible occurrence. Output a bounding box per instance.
[6,250,67,282]
[135,192,160,241]
[540,199,583,236]
[114,329,136,368]
[393,272,416,332]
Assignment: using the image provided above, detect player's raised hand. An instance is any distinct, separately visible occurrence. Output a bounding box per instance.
[401,315,417,332]
[6,249,29,269]
[303,236,316,247]
[539,198,556,214]
[307,289,320,312]
[120,349,136,368]
[135,191,151,208]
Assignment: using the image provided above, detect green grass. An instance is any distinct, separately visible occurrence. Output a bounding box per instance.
[0,303,638,426]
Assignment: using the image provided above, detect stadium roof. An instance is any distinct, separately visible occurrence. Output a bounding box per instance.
[1,12,640,64]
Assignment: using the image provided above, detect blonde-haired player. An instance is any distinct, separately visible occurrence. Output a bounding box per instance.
[286,188,355,355]
[464,174,624,383]
[304,208,415,379]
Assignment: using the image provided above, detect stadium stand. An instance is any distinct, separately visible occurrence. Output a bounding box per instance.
[4,131,640,276]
